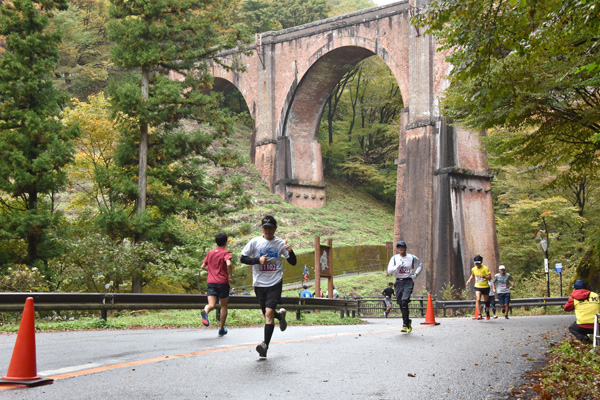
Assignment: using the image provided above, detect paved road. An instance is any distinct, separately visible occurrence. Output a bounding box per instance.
[0,315,572,399]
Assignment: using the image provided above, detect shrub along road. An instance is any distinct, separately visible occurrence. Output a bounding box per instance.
[0,315,573,399]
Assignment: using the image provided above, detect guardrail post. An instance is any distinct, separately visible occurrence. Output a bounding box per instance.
[296,310,301,320]
[101,294,108,321]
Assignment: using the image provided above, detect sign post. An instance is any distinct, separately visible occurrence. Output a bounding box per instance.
[555,263,563,297]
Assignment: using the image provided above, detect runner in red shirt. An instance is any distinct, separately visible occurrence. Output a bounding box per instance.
[201,232,233,336]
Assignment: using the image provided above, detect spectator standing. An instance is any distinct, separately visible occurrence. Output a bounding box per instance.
[301,285,312,298]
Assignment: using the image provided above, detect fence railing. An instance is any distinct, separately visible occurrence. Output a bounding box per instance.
[279,263,388,287]
[0,292,359,321]
[357,295,431,318]
[436,297,568,317]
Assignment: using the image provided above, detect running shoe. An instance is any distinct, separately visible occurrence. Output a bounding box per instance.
[486,316,490,320]
[278,308,287,331]
[400,326,408,333]
[406,326,413,333]
[218,328,228,336]
[493,315,498,319]
[384,311,387,318]
[505,315,509,319]
[256,342,268,357]
[201,310,209,327]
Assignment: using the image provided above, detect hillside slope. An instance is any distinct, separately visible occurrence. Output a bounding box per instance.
[221,121,396,255]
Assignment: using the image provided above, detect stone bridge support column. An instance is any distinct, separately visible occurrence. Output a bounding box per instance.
[253,41,278,191]
[394,7,499,295]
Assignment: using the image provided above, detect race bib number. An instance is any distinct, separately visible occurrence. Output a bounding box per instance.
[498,282,507,289]
[398,267,410,274]
[475,275,484,282]
[259,263,277,272]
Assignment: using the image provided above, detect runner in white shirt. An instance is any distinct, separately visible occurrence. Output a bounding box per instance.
[387,240,423,332]
[240,215,297,357]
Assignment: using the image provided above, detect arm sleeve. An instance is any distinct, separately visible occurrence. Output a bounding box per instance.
[411,257,422,278]
[240,255,260,265]
[387,256,396,275]
[563,296,574,311]
[286,250,297,266]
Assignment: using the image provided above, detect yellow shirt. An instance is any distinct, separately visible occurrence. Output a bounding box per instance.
[471,265,490,288]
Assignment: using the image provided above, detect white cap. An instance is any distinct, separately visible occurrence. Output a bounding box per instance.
[498,265,506,270]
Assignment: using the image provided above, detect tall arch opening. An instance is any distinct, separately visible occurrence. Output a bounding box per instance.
[278,46,404,208]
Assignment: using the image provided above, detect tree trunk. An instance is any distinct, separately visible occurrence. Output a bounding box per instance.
[26,190,39,265]
[137,67,149,216]
[132,67,150,293]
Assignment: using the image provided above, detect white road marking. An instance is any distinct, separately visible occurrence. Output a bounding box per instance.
[38,363,102,376]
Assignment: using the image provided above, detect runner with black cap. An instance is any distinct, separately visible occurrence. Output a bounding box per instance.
[240,215,297,357]
[465,255,492,320]
[387,240,423,333]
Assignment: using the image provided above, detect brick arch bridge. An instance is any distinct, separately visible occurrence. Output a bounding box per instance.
[201,1,499,295]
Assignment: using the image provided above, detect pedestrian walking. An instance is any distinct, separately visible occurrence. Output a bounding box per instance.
[382,282,394,318]
[492,265,515,319]
[563,280,600,344]
[200,232,234,336]
[387,241,423,332]
[465,255,492,320]
[240,215,297,357]
[303,264,309,282]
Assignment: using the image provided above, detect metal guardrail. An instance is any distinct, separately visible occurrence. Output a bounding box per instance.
[0,292,359,321]
[436,297,569,317]
[357,296,431,318]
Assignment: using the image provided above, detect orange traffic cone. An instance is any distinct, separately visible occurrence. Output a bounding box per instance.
[420,294,440,325]
[472,302,481,320]
[0,297,53,387]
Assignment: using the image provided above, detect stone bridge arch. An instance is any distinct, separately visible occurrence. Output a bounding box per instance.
[202,1,499,296]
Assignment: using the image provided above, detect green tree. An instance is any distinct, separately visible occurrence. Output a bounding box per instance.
[319,57,402,204]
[414,0,600,288]
[49,0,113,99]
[239,0,330,33]
[413,0,600,180]
[328,0,375,16]
[107,0,249,291]
[0,0,78,270]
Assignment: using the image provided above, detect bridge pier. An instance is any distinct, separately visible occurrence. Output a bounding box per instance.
[207,1,499,295]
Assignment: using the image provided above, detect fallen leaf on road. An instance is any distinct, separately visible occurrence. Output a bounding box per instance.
[408,373,416,377]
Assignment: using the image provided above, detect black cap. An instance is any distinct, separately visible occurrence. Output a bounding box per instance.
[572,280,586,290]
[474,255,483,263]
[261,215,277,227]
[396,241,407,248]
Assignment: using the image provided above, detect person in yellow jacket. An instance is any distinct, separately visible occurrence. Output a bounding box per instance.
[465,255,492,320]
[563,280,600,344]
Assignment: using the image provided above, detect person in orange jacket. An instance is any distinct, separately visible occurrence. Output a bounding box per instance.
[563,280,600,344]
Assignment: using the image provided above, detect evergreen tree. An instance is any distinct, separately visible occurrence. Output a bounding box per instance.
[0,0,78,269]
[107,0,249,291]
